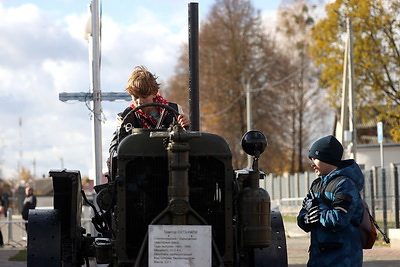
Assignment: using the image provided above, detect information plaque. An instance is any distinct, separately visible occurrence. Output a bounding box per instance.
[148,225,211,267]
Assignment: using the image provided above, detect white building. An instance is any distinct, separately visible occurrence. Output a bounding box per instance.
[353,143,400,170]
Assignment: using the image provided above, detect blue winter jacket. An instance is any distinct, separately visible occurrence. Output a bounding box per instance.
[297,159,364,267]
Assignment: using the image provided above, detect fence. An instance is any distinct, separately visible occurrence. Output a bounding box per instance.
[1,163,399,247]
[261,162,400,234]
[0,202,97,248]
[0,208,28,247]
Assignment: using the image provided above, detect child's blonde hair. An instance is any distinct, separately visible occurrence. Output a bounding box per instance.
[125,65,160,97]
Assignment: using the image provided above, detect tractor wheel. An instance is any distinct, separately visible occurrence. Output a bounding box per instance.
[27,209,61,267]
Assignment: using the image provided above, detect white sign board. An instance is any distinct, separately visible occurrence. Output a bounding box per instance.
[148,225,211,267]
[377,121,383,143]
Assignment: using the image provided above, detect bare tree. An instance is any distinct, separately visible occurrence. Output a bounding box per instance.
[169,0,287,173]
[167,0,330,174]
[274,0,330,172]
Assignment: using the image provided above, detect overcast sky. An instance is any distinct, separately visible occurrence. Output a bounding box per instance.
[0,0,282,180]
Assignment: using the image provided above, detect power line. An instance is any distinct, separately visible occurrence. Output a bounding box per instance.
[202,66,306,118]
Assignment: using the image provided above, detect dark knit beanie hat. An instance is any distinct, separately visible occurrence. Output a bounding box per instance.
[308,135,343,166]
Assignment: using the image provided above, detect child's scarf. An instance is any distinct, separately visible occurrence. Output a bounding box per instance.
[129,93,169,129]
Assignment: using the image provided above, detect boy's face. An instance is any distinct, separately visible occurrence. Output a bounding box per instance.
[132,94,156,113]
[310,158,337,176]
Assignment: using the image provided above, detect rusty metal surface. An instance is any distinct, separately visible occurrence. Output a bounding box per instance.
[252,209,288,267]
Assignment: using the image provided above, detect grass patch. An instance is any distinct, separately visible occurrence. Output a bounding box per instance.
[375,220,395,229]
[282,214,297,223]
[9,249,27,261]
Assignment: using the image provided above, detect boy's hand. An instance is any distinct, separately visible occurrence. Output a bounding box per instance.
[302,192,317,211]
[303,205,320,225]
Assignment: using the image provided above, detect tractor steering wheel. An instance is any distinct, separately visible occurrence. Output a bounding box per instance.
[121,102,181,130]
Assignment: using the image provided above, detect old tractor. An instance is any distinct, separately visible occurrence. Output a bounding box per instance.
[27,104,287,266]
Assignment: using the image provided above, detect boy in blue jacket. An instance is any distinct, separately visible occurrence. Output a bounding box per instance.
[297,135,364,267]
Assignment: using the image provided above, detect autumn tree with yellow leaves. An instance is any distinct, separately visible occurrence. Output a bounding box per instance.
[309,0,400,142]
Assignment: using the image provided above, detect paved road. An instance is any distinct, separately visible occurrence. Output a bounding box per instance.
[1,237,399,266]
[286,235,400,267]
[285,221,400,267]
[1,217,399,266]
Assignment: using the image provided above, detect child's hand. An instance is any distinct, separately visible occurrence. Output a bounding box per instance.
[302,191,318,211]
[303,205,320,225]
[178,114,190,128]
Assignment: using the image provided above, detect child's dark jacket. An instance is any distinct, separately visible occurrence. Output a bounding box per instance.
[297,159,364,267]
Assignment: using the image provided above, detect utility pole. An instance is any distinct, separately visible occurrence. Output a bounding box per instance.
[348,17,356,161]
[89,0,101,186]
[18,117,23,174]
[32,158,36,178]
[339,17,356,161]
[339,27,349,143]
[59,0,129,186]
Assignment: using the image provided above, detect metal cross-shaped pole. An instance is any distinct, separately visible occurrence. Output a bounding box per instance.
[59,0,129,186]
